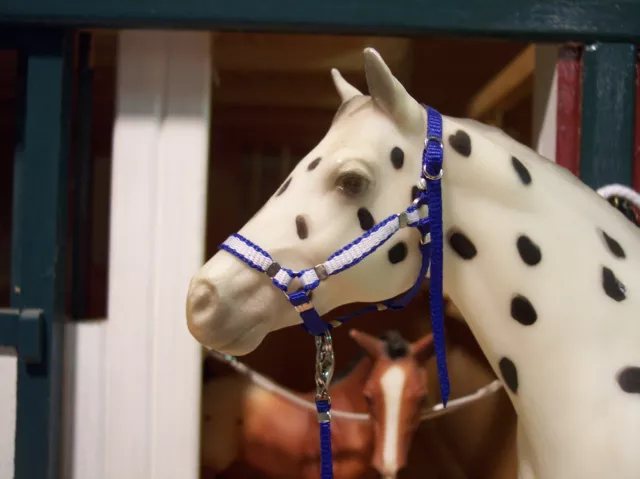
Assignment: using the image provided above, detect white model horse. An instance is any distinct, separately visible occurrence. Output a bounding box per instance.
[187,47,640,478]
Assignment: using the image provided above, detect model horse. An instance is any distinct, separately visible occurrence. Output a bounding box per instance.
[187,47,640,478]
[201,330,434,479]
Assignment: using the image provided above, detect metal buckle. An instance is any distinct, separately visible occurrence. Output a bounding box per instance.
[425,135,444,150]
[423,164,444,181]
[314,264,328,281]
[398,212,408,228]
[295,302,313,313]
[423,134,444,180]
[315,331,334,402]
[266,262,281,278]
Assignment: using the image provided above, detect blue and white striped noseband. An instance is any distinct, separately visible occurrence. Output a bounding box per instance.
[220,105,450,405]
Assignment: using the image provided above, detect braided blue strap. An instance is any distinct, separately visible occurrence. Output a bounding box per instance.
[333,241,431,324]
[316,399,333,479]
[423,105,450,406]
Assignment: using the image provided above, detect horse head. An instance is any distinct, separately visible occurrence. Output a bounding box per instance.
[186,47,433,354]
[350,329,433,478]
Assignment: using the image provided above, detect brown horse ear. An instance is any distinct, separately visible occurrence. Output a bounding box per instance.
[411,333,434,363]
[349,329,384,358]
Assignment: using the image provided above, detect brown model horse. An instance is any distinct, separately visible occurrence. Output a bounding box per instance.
[200,329,434,479]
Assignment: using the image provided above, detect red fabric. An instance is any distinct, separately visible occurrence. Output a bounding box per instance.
[555,45,583,176]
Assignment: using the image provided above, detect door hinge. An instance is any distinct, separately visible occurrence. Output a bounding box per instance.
[0,308,44,364]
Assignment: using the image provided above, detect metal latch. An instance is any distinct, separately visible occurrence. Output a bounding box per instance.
[0,308,44,364]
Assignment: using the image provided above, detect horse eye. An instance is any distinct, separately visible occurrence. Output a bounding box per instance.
[336,172,370,198]
[364,394,373,407]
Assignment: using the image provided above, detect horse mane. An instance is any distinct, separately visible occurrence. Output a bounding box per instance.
[332,348,366,383]
[381,330,409,359]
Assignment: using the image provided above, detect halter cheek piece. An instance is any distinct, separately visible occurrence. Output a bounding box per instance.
[219,105,449,479]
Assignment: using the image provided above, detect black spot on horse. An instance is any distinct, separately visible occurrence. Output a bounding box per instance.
[617,366,640,394]
[510,295,537,326]
[499,357,519,394]
[511,156,532,185]
[447,230,477,260]
[602,266,626,301]
[517,235,541,265]
[295,215,309,240]
[600,229,626,259]
[448,130,471,157]
[388,242,408,264]
[307,157,322,171]
[411,186,421,202]
[390,147,405,170]
[276,177,292,196]
[357,207,375,231]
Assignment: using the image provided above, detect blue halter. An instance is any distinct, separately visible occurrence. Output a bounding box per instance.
[219,105,449,479]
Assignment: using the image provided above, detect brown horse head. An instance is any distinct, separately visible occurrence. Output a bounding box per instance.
[349,329,434,478]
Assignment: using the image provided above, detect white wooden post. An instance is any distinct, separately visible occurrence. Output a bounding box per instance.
[0,350,16,479]
[62,30,211,479]
[532,44,560,161]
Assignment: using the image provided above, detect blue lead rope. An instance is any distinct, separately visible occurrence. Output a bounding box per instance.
[316,399,333,479]
[422,105,450,406]
[313,106,449,479]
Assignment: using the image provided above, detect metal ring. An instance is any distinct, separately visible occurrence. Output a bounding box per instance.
[424,135,444,149]
[266,262,281,278]
[314,264,329,281]
[398,211,409,228]
[423,164,444,180]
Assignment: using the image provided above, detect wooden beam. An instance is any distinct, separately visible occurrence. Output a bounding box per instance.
[213,70,347,109]
[87,30,412,78]
[4,0,640,42]
[213,32,411,73]
[466,44,535,121]
[101,30,209,479]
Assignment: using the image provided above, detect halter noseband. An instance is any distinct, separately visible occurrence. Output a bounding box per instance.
[219,104,450,404]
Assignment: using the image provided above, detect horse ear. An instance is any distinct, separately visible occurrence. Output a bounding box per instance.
[331,68,362,102]
[411,333,434,363]
[363,47,425,136]
[349,329,384,358]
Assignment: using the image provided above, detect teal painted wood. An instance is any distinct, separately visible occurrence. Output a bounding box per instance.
[1,0,640,41]
[0,309,19,347]
[11,28,74,479]
[580,43,637,189]
[0,308,44,363]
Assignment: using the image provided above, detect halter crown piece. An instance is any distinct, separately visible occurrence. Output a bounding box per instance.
[219,105,450,479]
